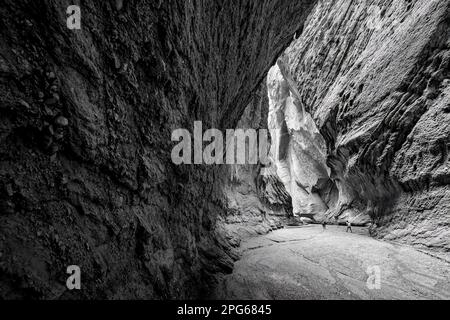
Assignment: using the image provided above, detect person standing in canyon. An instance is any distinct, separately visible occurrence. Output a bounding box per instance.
[346,220,352,233]
[322,220,327,230]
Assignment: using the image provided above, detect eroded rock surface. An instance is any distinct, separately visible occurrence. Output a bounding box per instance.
[221,84,290,242]
[280,0,450,252]
[0,0,316,299]
[0,0,448,300]
[267,64,334,219]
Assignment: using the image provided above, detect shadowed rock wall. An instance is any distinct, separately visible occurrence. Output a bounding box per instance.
[221,83,292,242]
[0,0,316,298]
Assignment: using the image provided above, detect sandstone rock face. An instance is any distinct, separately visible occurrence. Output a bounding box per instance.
[1,0,448,299]
[0,0,317,298]
[221,84,290,241]
[280,0,449,252]
[267,65,332,219]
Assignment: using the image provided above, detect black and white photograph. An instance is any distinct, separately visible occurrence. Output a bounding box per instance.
[0,0,449,311]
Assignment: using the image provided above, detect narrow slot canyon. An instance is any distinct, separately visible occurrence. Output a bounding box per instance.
[0,0,449,300]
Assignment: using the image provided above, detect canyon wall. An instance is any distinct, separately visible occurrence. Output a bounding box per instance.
[267,64,336,222]
[280,0,449,253]
[221,83,292,242]
[0,0,316,298]
[1,0,448,300]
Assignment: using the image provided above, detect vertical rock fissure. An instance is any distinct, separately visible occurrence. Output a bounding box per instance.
[266,63,339,222]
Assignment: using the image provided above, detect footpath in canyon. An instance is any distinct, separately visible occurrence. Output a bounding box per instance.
[214,225,450,300]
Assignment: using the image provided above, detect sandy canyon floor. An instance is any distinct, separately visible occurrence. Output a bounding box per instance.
[214,225,450,300]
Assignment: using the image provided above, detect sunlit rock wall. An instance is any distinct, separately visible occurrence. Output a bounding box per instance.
[280,0,449,251]
[267,64,333,219]
[221,84,291,241]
